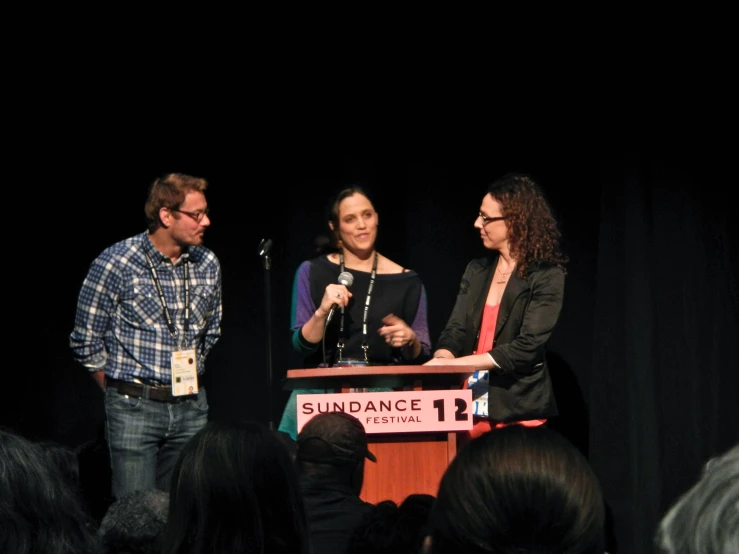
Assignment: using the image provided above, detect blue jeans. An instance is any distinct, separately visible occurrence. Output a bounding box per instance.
[104,386,209,499]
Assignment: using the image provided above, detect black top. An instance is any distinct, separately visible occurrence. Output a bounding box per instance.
[291,255,431,367]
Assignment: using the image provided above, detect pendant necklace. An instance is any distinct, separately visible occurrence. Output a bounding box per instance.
[496,262,515,284]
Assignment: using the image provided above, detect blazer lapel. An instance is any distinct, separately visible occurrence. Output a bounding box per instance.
[467,256,496,329]
[496,272,529,338]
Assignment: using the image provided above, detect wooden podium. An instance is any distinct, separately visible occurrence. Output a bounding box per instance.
[283,364,474,505]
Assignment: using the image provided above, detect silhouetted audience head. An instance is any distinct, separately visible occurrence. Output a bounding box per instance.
[162,418,310,554]
[37,438,82,487]
[296,410,377,494]
[400,493,436,553]
[0,428,101,554]
[348,499,401,554]
[296,411,376,554]
[37,436,111,525]
[655,443,739,554]
[98,488,169,554]
[348,493,436,554]
[425,425,605,554]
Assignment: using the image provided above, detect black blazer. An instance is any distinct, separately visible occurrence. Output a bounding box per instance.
[436,254,564,422]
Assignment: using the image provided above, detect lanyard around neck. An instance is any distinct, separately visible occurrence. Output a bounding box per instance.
[143,249,190,349]
[336,250,378,364]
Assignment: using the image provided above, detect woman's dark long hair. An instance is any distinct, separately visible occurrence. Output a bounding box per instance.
[429,425,605,554]
[163,419,310,554]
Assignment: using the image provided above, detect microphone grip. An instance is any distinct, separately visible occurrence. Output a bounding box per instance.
[326,272,353,326]
[326,303,338,325]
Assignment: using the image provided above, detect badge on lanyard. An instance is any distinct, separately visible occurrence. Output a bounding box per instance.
[171,349,198,396]
[468,370,489,417]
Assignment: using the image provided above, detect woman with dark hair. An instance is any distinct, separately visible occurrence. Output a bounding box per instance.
[0,428,101,554]
[162,419,310,554]
[425,425,606,554]
[278,184,432,440]
[425,172,568,438]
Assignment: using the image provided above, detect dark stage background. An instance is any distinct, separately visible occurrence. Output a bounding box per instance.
[9,140,737,554]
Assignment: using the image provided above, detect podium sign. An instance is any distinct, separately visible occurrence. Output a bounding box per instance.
[284,364,475,504]
[296,389,473,434]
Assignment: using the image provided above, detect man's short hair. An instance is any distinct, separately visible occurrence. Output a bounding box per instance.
[297,411,377,465]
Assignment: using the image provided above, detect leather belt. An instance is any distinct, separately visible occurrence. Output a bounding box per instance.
[106,377,198,404]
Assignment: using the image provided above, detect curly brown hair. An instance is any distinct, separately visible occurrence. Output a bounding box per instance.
[488,173,568,277]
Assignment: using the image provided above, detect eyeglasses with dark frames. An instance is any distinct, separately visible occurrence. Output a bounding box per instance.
[174,208,210,223]
[478,212,506,224]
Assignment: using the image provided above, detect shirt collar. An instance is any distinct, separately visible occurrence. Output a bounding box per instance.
[142,232,197,265]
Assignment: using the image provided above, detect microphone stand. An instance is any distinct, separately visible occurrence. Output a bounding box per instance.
[258,238,274,430]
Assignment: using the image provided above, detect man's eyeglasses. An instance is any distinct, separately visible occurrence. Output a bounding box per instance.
[174,208,210,223]
[478,212,506,224]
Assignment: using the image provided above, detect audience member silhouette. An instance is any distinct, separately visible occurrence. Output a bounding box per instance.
[424,425,606,554]
[347,493,436,554]
[655,442,739,554]
[37,438,82,486]
[37,436,112,524]
[98,488,169,554]
[399,493,436,553]
[296,411,376,554]
[162,418,310,554]
[0,428,102,554]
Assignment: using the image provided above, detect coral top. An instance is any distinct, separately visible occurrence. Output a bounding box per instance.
[466,303,546,439]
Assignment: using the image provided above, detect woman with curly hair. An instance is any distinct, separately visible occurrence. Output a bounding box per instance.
[425,172,568,439]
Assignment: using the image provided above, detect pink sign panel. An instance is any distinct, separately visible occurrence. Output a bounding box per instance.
[296,389,473,434]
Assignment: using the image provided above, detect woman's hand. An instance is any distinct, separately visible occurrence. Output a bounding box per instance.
[301,283,353,345]
[316,283,352,318]
[424,351,494,371]
[378,313,418,348]
[424,348,455,365]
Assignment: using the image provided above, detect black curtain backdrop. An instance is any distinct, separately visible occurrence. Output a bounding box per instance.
[11,141,737,553]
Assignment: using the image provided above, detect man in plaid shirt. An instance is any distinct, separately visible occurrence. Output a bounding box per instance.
[70,173,222,500]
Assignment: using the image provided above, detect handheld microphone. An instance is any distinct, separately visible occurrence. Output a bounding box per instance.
[257,238,273,257]
[326,271,354,325]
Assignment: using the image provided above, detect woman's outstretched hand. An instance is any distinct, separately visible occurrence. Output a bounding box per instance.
[378,313,417,348]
